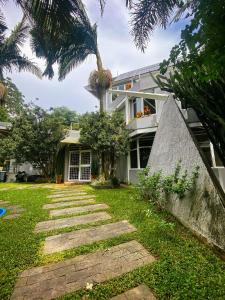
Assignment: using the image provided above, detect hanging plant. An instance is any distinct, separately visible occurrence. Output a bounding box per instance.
[89,69,112,98]
[0,83,7,107]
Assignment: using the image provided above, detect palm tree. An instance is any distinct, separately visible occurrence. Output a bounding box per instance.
[0,16,41,106]
[30,1,111,113]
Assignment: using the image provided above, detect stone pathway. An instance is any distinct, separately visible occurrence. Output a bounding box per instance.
[49,203,109,217]
[11,241,155,300]
[43,220,136,254]
[43,199,95,210]
[12,187,156,299]
[0,200,25,220]
[34,212,112,233]
[111,284,156,300]
[51,195,96,202]
[47,192,87,198]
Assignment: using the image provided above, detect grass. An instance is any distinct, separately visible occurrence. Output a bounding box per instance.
[0,183,225,299]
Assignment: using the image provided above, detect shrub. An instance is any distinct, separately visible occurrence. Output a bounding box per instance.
[137,167,162,204]
[110,176,120,187]
[34,177,49,183]
[137,163,199,205]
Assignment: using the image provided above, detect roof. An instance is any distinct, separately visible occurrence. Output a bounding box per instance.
[113,63,160,83]
[0,122,11,130]
[60,130,80,144]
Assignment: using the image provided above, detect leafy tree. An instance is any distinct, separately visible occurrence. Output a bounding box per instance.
[49,106,79,128]
[155,0,225,165]
[80,111,130,179]
[0,104,65,178]
[0,77,25,120]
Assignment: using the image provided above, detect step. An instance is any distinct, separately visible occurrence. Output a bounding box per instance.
[43,220,136,254]
[51,195,96,202]
[51,189,86,194]
[50,203,109,218]
[34,212,112,233]
[47,192,87,198]
[110,284,156,300]
[43,199,95,210]
[11,241,155,300]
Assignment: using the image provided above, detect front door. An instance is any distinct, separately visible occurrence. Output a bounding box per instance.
[68,150,91,182]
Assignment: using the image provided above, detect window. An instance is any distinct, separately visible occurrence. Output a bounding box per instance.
[130,140,138,168]
[125,82,132,90]
[132,98,142,118]
[143,99,156,115]
[131,97,156,119]
[140,147,151,168]
[129,134,155,169]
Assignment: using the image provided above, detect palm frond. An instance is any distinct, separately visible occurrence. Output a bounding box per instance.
[4,16,29,49]
[129,0,184,51]
[58,44,94,80]
[10,55,42,78]
[0,10,7,45]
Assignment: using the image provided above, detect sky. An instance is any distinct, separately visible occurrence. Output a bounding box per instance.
[2,1,185,113]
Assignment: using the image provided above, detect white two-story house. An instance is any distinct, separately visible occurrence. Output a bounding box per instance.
[62,63,225,190]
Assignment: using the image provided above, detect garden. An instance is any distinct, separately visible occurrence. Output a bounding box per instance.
[0,183,225,299]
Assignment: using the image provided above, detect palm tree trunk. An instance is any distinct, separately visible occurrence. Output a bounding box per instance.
[96,48,104,113]
[95,47,106,178]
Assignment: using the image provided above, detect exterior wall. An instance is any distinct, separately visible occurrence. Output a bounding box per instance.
[148,97,225,251]
[127,114,157,131]
[115,155,128,183]
[7,160,40,182]
[129,169,139,184]
[64,146,70,182]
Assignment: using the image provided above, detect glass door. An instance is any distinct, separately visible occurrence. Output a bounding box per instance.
[68,151,91,181]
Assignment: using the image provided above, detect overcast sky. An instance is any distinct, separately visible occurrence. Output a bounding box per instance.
[2,1,185,113]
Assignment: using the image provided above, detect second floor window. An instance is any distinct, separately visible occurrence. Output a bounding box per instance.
[131,97,156,118]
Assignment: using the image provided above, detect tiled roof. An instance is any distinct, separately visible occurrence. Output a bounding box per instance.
[113,63,160,82]
[61,130,80,144]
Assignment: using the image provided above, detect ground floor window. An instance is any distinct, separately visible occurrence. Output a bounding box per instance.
[129,133,155,169]
[68,150,91,181]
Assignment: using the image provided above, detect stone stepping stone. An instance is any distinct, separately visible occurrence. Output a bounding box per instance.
[50,203,109,218]
[47,192,87,199]
[0,200,9,206]
[43,199,96,210]
[51,195,96,202]
[51,189,86,194]
[4,213,21,220]
[11,240,155,300]
[34,212,112,233]
[111,284,156,300]
[43,220,136,254]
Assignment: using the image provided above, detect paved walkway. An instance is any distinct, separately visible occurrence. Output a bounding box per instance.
[12,186,156,299]
[111,284,156,300]
[0,200,25,220]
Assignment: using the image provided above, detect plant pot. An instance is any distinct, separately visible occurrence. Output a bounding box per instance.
[55,175,62,184]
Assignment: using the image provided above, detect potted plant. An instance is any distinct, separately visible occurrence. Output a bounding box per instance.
[55,174,62,184]
[144,106,151,115]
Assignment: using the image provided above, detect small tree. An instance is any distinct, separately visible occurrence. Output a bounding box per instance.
[80,111,130,179]
[0,104,66,178]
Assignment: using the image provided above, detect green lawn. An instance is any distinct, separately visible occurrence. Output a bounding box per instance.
[0,183,225,299]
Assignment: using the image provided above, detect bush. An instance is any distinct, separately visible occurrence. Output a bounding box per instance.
[137,163,199,205]
[137,167,162,204]
[34,177,49,183]
[110,176,120,187]
[15,171,27,182]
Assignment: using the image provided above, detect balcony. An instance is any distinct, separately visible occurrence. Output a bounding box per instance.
[127,114,157,131]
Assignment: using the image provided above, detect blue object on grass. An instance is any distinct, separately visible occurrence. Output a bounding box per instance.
[0,207,6,217]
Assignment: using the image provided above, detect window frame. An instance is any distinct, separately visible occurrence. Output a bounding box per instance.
[129,137,152,170]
